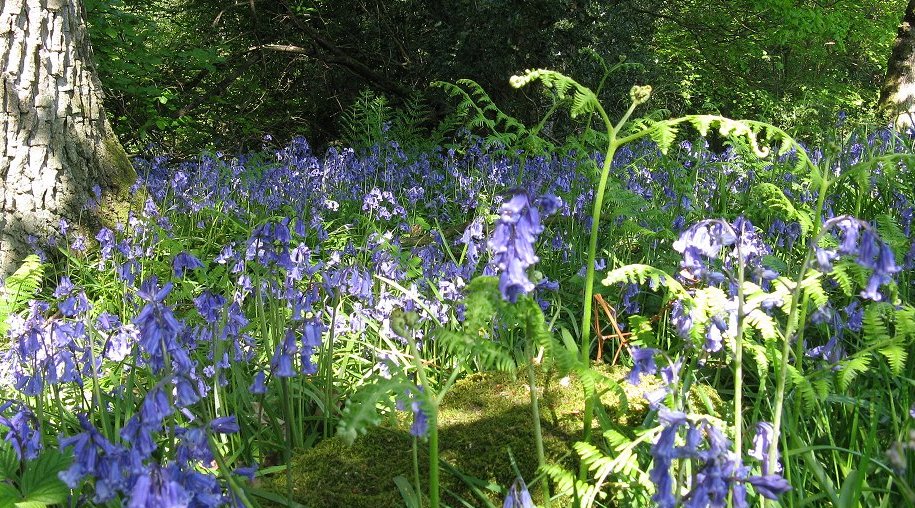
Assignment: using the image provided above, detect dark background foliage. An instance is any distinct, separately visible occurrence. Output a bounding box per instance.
[85,0,904,154]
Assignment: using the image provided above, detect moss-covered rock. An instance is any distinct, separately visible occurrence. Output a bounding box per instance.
[265,364,663,507]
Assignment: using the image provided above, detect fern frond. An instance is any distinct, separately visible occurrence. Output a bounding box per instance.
[863,303,892,343]
[878,343,907,374]
[336,377,414,445]
[0,255,44,337]
[509,69,600,119]
[787,364,818,412]
[434,79,534,151]
[837,355,870,391]
[649,122,679,154]
[601,265,686,299]
[751,183,813,236]
[799,271,829,309]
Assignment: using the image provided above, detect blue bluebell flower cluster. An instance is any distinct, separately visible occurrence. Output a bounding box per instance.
[488,191,561,302]
[0,129,912,506]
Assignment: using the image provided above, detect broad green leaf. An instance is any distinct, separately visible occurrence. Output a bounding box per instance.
[19,450,70,506]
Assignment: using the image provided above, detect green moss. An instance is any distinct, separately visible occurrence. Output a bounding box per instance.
[101,133,137,189]
[265,365,656,507]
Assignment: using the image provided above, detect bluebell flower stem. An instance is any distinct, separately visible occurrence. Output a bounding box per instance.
[323,300,339,438]
[527,357,551,507]
[734,243,746,459]
[208,433,255,508]
[280,377,295,502]
[86,327,112,437]
[404,324,439,508]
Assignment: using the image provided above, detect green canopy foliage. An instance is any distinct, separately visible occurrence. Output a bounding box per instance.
[85,0,905,152]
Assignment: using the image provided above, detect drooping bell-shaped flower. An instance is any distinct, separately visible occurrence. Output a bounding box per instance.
[488,190,560,302]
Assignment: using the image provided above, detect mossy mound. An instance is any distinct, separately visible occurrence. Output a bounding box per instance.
[265,364,662,507]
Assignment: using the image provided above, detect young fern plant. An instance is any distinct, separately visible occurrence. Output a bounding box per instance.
[433,79,552,154]
[508,69,806,478]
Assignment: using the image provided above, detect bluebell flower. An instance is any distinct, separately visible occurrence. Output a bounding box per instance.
[96,227,116,260]
[173,251,204,277]
[210,416,240,434]
[650,408,688,508]
[670,299,693,339]
[856,228,880,269]
[814,247,839,272]
[0,404,41,460]
[806,335,845,364]
[410,400,428,438]
[134,278,183,373]
[58,415,120,488]
[127,463,191,508]
[54,277,91,317]
[488,190,557,302]
[673,220,736,260]
[731,216,769,264]
[845,300,864,332]
[648,408,791,507]
[235,464,258,482]
[621,283,641,314]
[628,346,659,385]
[174,375,202,407]
[175,426,212,464]
[536,193,562,215]
[503,477,535,508]
[835,218,859,255]
[749,422,781,475]
[823,217,900,301]
[747,475,792,500]
[194,292,226,324]
[250,371,267,394]
[270,331,298,378]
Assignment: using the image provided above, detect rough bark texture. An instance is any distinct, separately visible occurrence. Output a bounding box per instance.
[880,0,915,127]
[0,0,135,278]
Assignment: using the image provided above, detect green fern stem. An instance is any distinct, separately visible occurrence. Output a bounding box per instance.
[428,410,440,508]
[768,169,830,476]
[579,98,646,480]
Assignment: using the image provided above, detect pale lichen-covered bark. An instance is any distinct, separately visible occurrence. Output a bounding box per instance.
[880,0,915,128]
[0,0,135,277]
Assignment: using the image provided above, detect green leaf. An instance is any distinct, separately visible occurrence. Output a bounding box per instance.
[751,183,813,236]
[393,475,420,508]
[0,484,20,507]
[837,468,862,508]
[19,449,70,506]
[0,442,19,481]
[602,264,686,299]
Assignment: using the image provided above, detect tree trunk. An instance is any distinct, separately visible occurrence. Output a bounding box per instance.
[0,0,135,277]
[879,0,915,128]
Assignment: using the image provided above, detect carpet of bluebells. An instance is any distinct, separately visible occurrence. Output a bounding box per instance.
[1,122,915,507]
